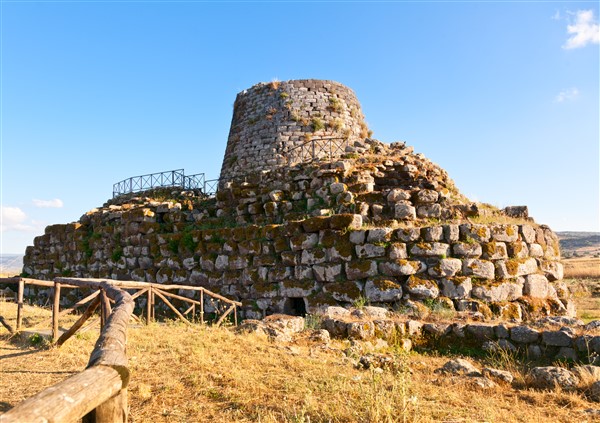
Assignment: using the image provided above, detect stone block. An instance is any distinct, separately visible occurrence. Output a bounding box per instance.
[345,260,378,280]
[523,274,549,298]
[364,277,403,302]
[313,263,343,282]
[394,202,416,220]
[379,260,423,276]
[462,259,495,279]
[355,243,386,258]
[417,204,442,218]
[410,242,450,257]
[428,258,462,277]
[510,326,540,344]
[439,277,472,299]
[452,242,482,258]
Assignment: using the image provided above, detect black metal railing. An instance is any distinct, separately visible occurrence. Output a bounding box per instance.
[112,170,206,198]
[112,137,350,198]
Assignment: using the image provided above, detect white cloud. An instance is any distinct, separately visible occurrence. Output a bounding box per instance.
[0,206,35,232]
[32,198,64,208]
[563,10,600,49]
[554,87,579,103]
[552,10,561,21]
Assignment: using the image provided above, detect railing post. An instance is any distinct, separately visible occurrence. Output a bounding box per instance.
[100,289,111,330]
[16,278,24,331]
[200,289,204,324]
[146,287,152,324]
[84,388,128,423]
[52,282,61,342]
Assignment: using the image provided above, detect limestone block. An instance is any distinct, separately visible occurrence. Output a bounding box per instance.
[280,280,318,297]
[427,258,462,278]
[520,224,537,243]
[510,326,540,343]
[388,243,408,260]
[471,281,523,302]
[379,260,424,276]
[410,242,450,257]
[406,275,439,299]
[387,188,411,202]
[415,189,439,204]
[443,224,460,243]
[290,233,319,251]
[523,274,550,298]
[528,243,544,257]
[540,261,564,281]
[439,277,472,299]
[529,367,579,391]
[417,204,442,218]
[366,228,393,243]
[349,230,366,244]
[355,243,386,258]
[460,224,491,243]
[348,321,375,340]
[345,260,378,280]
[452,242,482,258]
[330,182,347,195]
[329,214,362,230]
[482,242,508,260]
[313,263,343,282]
[323,281,363,302]
[462,259,495,279]
[215,255,229,271]
[396,227,421,242]
[294,265,314,280]
[423,226,444,241]
[364,277,403,302]
[302,216,330,233]
[490,224,519,242]
[395,202,416,220]
[507,241,529,258]
[301,248,327,265]
[465,324,495,342]
[542,330,573,347]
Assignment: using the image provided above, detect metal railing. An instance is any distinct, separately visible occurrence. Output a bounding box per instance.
[112,169,206,198]
[112,137,349,198]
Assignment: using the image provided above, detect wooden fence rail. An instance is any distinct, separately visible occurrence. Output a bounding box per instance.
[0,281,134,422]
[0,276,242,422]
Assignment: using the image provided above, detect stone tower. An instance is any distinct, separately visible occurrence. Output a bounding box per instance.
[220,79,369,180]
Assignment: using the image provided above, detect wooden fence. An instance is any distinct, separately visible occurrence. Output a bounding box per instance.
[0,277,241,422]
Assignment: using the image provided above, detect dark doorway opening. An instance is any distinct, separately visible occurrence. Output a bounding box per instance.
[284,297,307,316]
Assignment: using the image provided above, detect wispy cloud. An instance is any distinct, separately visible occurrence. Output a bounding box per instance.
[551,10,561,21]
[554,87,579,103]
[32,198,64,208]
[563,10,600,49]
[0,206,35,232]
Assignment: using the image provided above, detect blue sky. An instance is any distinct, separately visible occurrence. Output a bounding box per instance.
[1,1,598,254]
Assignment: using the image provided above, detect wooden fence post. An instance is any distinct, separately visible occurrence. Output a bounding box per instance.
[146,287,152,324]
[52,282,61,342]
[100,289,111,330]
[200,289,204,324]
[16,278,24,331]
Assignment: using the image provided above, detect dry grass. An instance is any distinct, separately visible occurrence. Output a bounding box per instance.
[0,302,597,422]
[563,257,600,279]
[564,276,600,323]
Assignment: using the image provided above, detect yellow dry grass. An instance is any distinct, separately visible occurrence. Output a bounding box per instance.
[563,257,600,279]
[0,302,597,422]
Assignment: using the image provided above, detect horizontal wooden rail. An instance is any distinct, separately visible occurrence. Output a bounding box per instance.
[1,281,134,422]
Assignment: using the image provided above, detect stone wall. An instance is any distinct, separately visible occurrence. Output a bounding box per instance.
[220,79,369,180]
[23,197,569,320]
